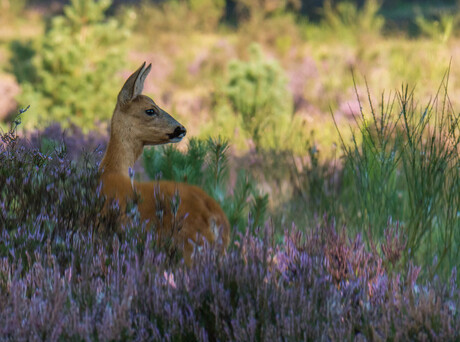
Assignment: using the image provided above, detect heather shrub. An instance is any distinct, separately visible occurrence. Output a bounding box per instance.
[2,109,460,340]
[1,204,460,340]
[10,0,129,130]
[1,113,111,265]
[27,122,108,161]
[143,137,269,231]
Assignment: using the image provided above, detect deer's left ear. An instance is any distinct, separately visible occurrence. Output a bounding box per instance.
[118,62,152,106]
[133,63,151,98]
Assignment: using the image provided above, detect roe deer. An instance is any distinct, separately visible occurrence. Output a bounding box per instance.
[99,62,230,265]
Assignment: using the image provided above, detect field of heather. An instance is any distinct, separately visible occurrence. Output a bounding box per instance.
[1,0,460,340]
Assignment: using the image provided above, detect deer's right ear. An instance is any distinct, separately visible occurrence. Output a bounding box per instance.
[118,62,152,106]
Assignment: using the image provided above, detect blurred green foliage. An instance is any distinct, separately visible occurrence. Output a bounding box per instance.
[415,10,458,43]
[136,0,225,34]
[304,0,384,43]
[221,44,303,151]
[0,0,28,23]
[5,0,460,149]
[10,0,129,130]
[235,0,300,22]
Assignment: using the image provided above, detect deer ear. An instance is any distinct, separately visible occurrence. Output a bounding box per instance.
[118,62,152,106]
[134,63,151,97]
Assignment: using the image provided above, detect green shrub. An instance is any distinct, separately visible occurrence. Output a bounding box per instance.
[10,0,129,130]
[143,137,268,232]
[415,10,458,43]
[223,44,302,151]
[337,81,460,278]
[285,78,460,278]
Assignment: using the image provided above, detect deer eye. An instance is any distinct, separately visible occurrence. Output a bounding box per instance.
[145,109,157,116]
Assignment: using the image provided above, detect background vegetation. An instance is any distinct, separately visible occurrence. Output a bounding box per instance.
[1,0,460,339]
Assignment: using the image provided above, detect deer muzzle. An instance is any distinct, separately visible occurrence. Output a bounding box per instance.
[168,126,187,142]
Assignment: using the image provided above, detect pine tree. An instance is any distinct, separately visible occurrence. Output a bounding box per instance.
[225,44,295,150]
[13,0,129,130]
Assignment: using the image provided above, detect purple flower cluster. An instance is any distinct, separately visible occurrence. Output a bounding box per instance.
[1,126,459,341]
[25,122,108,161]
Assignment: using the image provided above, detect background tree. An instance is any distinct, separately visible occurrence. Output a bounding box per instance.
[11,0,130,130]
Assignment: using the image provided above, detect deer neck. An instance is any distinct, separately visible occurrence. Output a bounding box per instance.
[99,133,143,177]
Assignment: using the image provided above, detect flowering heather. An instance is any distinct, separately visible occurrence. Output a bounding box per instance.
[26,122,108,162]
[1,124,460,341]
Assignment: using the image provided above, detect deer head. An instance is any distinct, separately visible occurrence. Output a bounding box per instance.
[101,62,186,175]
[114,62,186,146]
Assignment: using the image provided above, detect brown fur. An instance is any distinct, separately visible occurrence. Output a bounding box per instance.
[99,62,230,265]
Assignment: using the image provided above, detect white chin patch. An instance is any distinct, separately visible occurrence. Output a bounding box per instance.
[169,133,185,143]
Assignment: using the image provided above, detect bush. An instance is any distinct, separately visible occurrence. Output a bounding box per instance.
[286,77,460,278]
[223,44,303,151]
[143,137,269,231]
[415,10,458,43]
[10,0,129,130]
[0,112,109,264]
[337,81,460,277]
[1,192,459,341]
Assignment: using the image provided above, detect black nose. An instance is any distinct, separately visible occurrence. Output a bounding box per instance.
[168,126,187,139]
